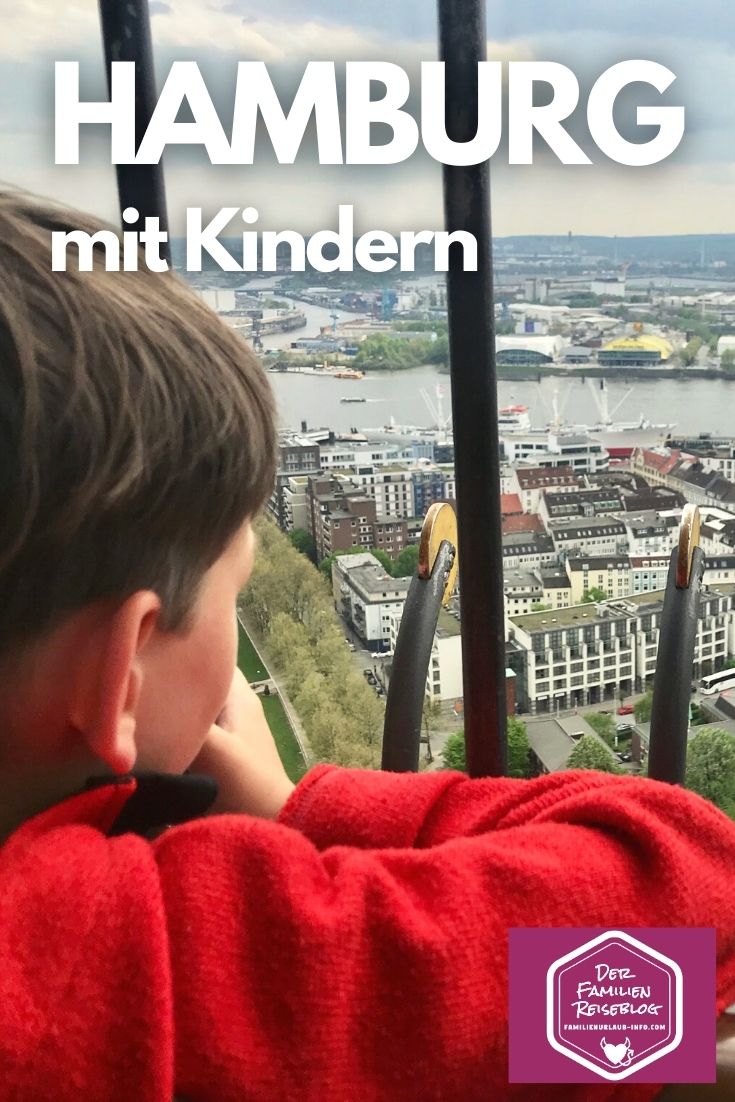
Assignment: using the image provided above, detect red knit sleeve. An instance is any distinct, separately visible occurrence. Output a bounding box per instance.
[151,767,735,1102]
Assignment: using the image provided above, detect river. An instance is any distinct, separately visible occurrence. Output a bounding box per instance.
[258,299,734,437]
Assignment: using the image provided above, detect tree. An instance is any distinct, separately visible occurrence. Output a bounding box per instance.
[441,731,467,771]
[369,547,395,575]
[582,587,607,604]
[420,698,443,764]
[685,728,735,818]
[440,717,531,778]
[394,545,420,578]
[243,518,385,769]
[586,712,617,749]
[721,348,735,373]
[566,735,621,773]
[289,528,317,563]
[531,601,552,612]
[679,336,702,367]
[507,717,532,778]
[634,691,653,723]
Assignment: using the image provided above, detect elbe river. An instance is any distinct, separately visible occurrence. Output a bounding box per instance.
[259,299,735,438]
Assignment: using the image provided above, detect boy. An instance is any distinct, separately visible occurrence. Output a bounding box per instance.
[0,191,734,1102]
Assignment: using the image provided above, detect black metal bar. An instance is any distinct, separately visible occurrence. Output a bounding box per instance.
[648,546,705,784]
[438,0,506,777]
[98,0,170,259]
[382,541,456,772]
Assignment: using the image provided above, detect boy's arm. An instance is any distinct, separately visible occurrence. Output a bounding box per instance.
[4,769,735,1101]
[152,767,735,1101]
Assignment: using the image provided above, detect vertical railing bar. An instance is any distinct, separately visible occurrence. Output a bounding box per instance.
[98,0,170,261]
[438,0,507,776]
[648,547,705,785]
[381,542,457,773]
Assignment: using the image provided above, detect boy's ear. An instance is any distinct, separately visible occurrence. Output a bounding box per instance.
[69,591,162,775]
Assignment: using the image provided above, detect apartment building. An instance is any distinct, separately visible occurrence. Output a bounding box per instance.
[668,438,735,482]
[540,567,574,608]
[305,476,407,562]
[510,467,583,513]
[268,437,322,528]
[620,511,676,555]
[538,486,623,525]
[504,566,573,616]
[502,532,557,570]
[281,475,311,532]
[330,465,416,520]
[332,553,410,652]
[503,434,608,474]
[412,465,457,516]
[630,555,670,594]
[632,448,735,514]
[320,444,401,470]
[565,556,631,603]
[547,517,628,558]
[508,603,637,714]
[504,569,543,617]
[507,584,735,714]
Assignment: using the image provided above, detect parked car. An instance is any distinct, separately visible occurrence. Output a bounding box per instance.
[617,722,634,733]
[617,703,634,715]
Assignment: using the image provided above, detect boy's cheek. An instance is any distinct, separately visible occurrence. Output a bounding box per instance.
[135,634,235,772]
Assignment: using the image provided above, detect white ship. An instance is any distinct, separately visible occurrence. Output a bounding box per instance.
[566,380,674,449]
[366,387,531,442]
[364,380,673,451]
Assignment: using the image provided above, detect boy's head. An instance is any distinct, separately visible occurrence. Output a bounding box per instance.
[0,193,278,805]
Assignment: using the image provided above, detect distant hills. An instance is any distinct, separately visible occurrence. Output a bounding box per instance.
[494,234,735,265]
[171,232,735,275]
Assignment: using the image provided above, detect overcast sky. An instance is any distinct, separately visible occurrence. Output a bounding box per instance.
[1,0,733,237]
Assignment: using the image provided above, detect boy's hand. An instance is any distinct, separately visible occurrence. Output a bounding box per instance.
[189,670,295,820]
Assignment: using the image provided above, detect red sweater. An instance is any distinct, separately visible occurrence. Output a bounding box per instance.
[1,765,735,1101]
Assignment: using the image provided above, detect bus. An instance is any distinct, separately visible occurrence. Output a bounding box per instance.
[700,669,735,695]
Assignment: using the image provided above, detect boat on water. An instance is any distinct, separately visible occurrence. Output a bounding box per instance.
[498,404,531,432]
[340,396,367,403]
[333,368,364,380]
[362,381,673,451]
[559,380,674,446]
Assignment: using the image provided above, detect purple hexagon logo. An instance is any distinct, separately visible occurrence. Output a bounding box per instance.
[547,930,682,1080]
[508,928,716,1084]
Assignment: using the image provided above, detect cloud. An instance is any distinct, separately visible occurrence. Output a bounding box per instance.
[0,0,731,235]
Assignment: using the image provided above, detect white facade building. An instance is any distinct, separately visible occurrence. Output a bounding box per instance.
[621,511,676,556]
[508,584,735,714]
[504,434,608,475]
[320,445,401,470]
[630,556,670,594]
[388,607,464,703]
[332,553,410,651]
[548,517,628,559]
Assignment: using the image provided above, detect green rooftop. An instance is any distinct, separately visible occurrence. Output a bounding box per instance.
[511,603,621,631]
